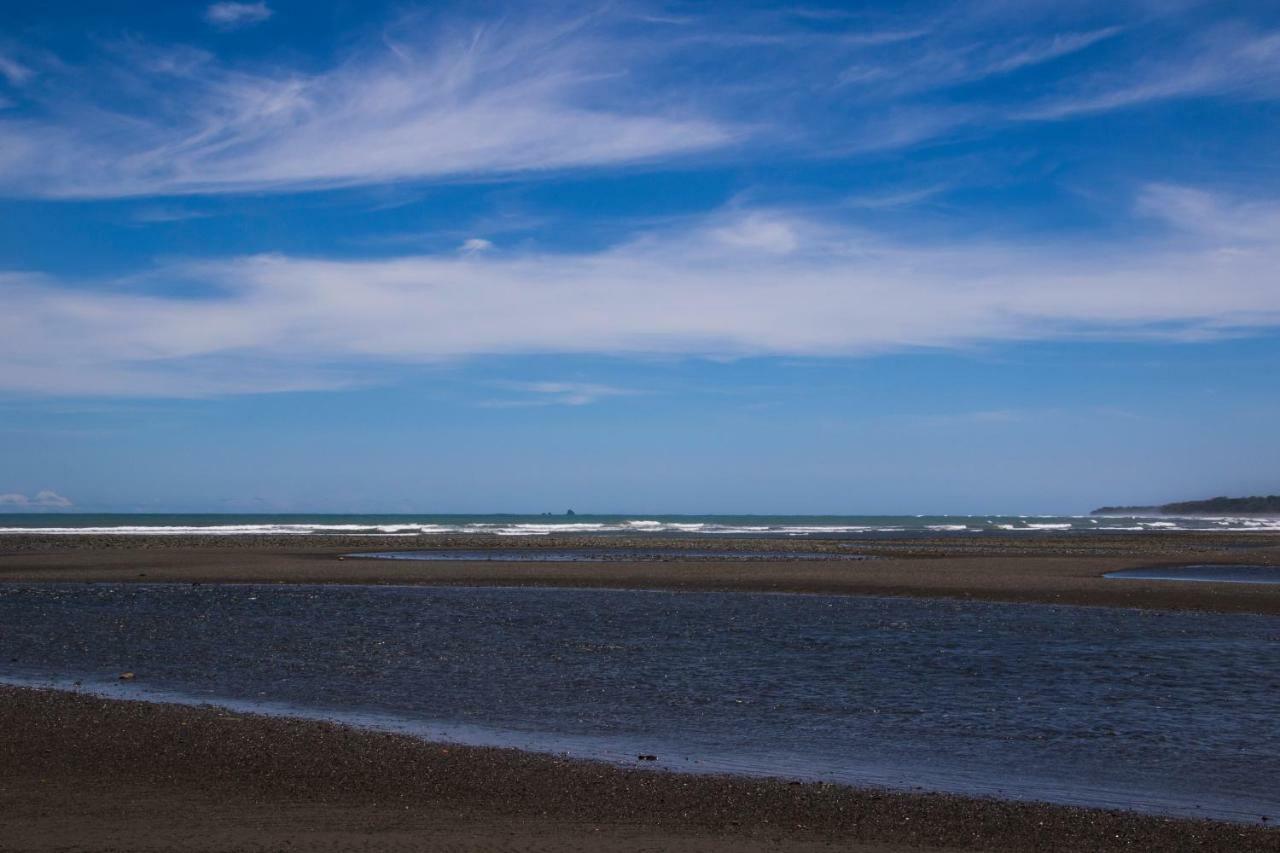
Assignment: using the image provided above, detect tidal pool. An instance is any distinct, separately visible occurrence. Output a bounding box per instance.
[1106,565,1280,585]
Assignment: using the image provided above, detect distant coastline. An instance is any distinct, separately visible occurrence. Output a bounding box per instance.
[1092,495,1280,516]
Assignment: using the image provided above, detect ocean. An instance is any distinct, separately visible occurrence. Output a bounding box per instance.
[2,512,1279,536]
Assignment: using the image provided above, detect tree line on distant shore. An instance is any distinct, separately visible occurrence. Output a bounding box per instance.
[1091,495,1280,515]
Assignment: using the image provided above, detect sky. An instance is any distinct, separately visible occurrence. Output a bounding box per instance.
[1,0,1278,514]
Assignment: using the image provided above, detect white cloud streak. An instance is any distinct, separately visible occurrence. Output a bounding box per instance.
[986,27,1123,75]
[0,54,33,86]
[837,26,1123,94]
[1138,184,1280,243]
[1021,27,1280,119]
[484,381,637,407]
[204,3,273,30]
[0,17,731,198]
[0,490,73,508]
[823,19,1280,146]
[1,187,1277,397]
[459,238,494,254]
[0,8,1275,197]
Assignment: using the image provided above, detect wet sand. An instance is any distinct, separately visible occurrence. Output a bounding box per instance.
[1,532,1278,613]
[3,685,1276,853]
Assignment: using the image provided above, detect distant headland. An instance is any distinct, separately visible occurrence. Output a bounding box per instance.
[1091,495,1280,516]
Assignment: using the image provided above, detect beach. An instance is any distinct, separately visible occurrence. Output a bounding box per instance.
[3,685,1277,853]
[2,531,1279,852]
[1,531,1277,613]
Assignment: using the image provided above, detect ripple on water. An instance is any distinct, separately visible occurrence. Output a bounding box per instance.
[0,583,1277,823]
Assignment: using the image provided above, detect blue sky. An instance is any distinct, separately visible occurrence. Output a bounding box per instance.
[1,0,1278,513]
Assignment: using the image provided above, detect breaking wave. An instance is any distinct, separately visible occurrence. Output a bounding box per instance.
[1,513,1279,537]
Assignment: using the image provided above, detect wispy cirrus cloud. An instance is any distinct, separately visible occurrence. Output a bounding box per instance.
[1137,183,1280,243]
[482,381,638,407]
[835,25,1124,93]
[843,183,951,209]
[0,5,1276,198]
[1020,26,1280,119]
[459,238,494,254]
[1,186,1277,397]
[128,205,215,224]
[204,2,273,30]
[0,14,732,198]
[0,54,33,87]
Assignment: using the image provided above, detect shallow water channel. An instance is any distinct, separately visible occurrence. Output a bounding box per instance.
[1,583,1276,823]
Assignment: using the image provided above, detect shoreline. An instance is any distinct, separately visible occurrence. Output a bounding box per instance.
[3,684,1276,852]
[6,538,1279,850]
[1,532,1278,613]
[3,671,1270,825]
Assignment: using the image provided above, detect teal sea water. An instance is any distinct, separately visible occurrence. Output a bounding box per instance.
[1,512,1278,536]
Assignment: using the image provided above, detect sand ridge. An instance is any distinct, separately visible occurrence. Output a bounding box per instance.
[0,532,1278,613]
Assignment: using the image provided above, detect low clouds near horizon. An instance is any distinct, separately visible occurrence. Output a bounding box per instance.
[0,490,74,509]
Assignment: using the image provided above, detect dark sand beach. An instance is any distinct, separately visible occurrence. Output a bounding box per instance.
[2,531,1279,851]
[3,686,1277,853]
